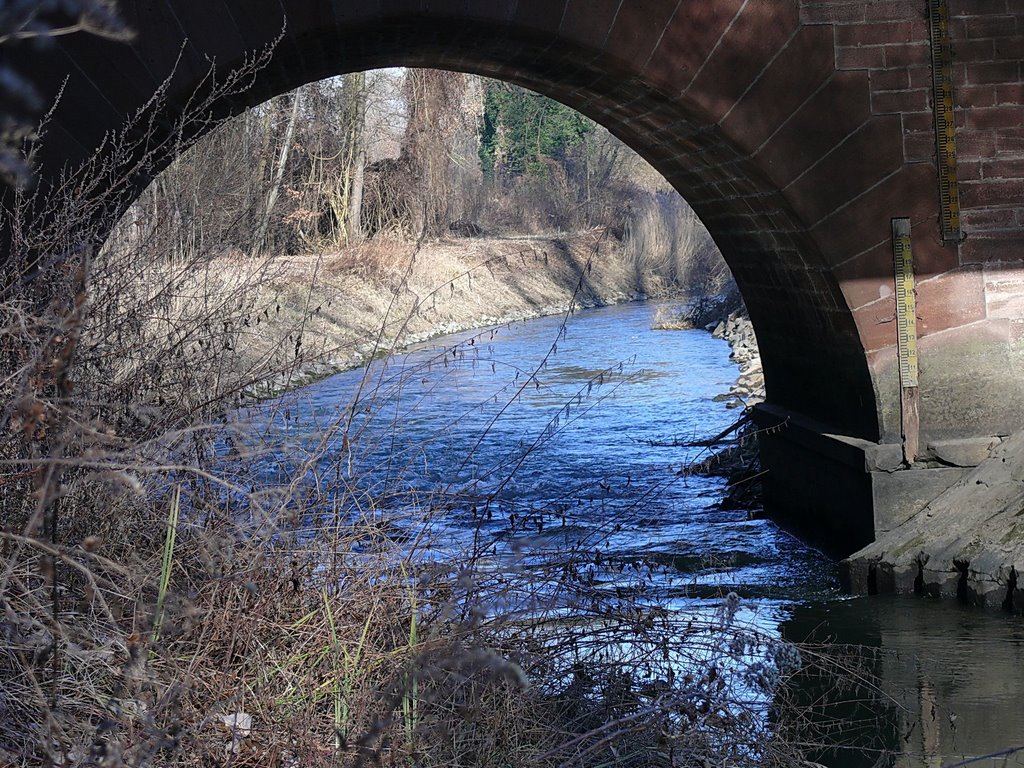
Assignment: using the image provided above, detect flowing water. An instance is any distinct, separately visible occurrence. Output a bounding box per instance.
[239,301,1024,767]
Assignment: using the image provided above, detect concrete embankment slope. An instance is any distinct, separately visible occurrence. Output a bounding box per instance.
[843,430,1024,612]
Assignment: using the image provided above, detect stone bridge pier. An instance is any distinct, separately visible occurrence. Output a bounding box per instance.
[4,0,1024,556]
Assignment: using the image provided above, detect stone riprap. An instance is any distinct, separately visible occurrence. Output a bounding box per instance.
[712,311,765,409]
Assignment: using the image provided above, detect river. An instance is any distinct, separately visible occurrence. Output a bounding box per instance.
[237,301,1024,767]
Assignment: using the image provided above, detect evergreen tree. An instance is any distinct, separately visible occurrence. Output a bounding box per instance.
[479,81,592,181]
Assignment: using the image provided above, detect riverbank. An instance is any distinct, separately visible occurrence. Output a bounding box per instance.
[650,301,764,409]
[217,230,683,398]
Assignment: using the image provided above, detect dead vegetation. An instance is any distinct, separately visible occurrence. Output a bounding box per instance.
[0,34,915,768]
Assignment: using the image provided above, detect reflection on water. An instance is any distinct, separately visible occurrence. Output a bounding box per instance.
[785,597,1024,767]
[240,301,1024,767]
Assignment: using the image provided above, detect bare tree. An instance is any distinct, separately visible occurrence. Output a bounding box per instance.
[254,89,301,254]
[341,72,367,243]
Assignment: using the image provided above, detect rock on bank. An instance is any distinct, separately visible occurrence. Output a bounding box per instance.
[710,311,764,408]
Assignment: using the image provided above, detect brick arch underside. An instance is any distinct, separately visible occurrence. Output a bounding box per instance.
[26,0,883,439]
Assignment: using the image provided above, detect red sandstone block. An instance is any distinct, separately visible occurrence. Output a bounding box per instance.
[884,42,930,67]
[984,263,1024,320]
[960,178,1024,208]
[837,44,886,69]
[996,83,1024,103]
[913,232,962,277]
[901,110,934,131]
[513,0,568,35]
[461,0,518,22]
[903,132,935,162]
[959,84,998,108]
[961,233,1024,264]
[44,62,122,146]
[864,0,925,22]
[718,25,834,154]
[954,38,998,61]
[871,69,910,91]
[982,157,1024,178]
[909,66,933,88]
[958,129,999,158]
[866,346,899,376]
[954,0,1012,15]
[641,0,744,95]
[948,16,968,40]
[989,297,1024,326]
[962,207,1020,230]
[961,14,1019,39]
[126,10,226,90]
[967,61,1021,84]
[835,242,895,309]
[996,128,1024,154]
[754,71,873,188]
[559,0,620,50]
[965,105,1024,129]
[994,36,1024,60]
[836,20,921,46]
[808,163,940,262]
[800,3,866,24]
[786,118,904,224]
[173,0,247,57]
[985,261,1024,287]
[916,267,988,336]
[605,0,681,66]
[952,62,969,87]
[53,36,160,117]
[872,87,930,113]
[684,0,800,121]
[853,301,898,352]
[959,160,984,180]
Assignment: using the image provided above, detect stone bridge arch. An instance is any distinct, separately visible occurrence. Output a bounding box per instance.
[9,0,1024,550]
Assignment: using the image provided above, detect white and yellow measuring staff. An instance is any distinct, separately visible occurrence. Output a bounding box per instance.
[892,218,919,464]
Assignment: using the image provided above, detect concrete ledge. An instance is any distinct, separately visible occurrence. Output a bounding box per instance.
[752,403,904,472]
[751,404,981,557]
[872,467,966,533]
[842,430,1024,612]
[925,437,1001,467]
